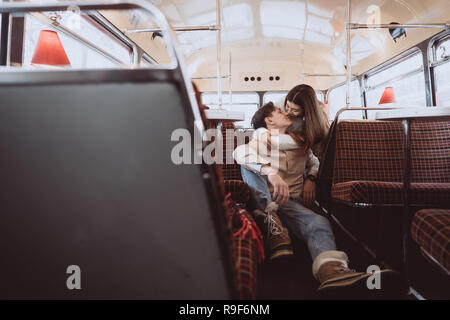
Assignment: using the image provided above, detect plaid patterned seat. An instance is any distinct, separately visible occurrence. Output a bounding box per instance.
[411,209,450,273]
[222,163,243,180]
[223,180,250,206]
[225,196,264,299]
[333,120,405,184]
[331,120,450,206]
[221,122,251,181]
[411,121,450,184]
[331,181,450,205]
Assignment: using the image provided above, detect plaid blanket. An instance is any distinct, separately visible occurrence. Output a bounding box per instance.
[225,194,264,299]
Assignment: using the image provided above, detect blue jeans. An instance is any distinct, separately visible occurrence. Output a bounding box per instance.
[240,167,337,261]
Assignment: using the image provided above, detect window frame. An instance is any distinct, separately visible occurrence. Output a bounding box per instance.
[326,79,363,120]
[201,91,260,129]
[429,30,450,106]
[363,48,424,92]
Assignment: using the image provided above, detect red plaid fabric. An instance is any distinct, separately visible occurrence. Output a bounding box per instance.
[411,209,450,273]
[221,164,243,180]
[331,181,403,204]
[232,236,259,299]
[225,196,264,299]
[332,120,450,206]
[331,181,450,206]
[223,180,250,206]
[333,120,405,184]
[411,121,450,183]
[220,122,252,180]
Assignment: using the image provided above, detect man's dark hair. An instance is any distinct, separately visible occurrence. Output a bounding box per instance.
[251,102,276,129]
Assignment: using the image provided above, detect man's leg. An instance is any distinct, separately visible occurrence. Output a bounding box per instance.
[240,167,293,259]
[240,167,273,211]
[277,199,337,261]
[278,199,406,298]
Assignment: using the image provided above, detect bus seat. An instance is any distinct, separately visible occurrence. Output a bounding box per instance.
[328,119,450,270]
[411,209,450,275]
[0,72,235,299]
[221,121,244,180]
[223,179,250,206]
[219,121,253,207]
[331,120,450,207]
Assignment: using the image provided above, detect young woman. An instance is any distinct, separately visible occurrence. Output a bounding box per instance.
[281,84,330,159]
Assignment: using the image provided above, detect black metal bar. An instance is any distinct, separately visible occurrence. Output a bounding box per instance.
[429,65,438,106]
[402,119,412,282]
[357,76,368,119]
[9,16,24,66]
[0,13,9,66]
[416,41,433,106]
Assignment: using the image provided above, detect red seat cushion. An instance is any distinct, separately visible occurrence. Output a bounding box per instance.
[333,121,405,184]
[331,180,450,206]
[224,179,250,206]
[222,164,242,180]
[411,209,450,273]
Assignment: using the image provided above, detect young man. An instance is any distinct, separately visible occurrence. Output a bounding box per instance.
[233,102,404,297]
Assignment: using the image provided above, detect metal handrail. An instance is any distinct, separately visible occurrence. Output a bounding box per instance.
[350,22,450,30]
[124,25,220,34]
[334,106,404,122]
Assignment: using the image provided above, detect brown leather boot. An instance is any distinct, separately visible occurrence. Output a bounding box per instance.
[316,260,405,299]
[252,209,294,260]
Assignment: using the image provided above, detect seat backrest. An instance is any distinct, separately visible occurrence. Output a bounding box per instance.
[333,120,405,184]
[411,121,450,183]
[221,122,252,180]
[0,70,235,299]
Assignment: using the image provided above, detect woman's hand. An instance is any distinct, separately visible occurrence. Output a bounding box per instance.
[302,179,316,207]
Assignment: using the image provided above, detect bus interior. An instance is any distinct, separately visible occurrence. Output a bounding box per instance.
[0,0,449,300]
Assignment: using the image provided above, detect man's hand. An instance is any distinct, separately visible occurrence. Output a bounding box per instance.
[267,173,290,206]
[302,179,316,207]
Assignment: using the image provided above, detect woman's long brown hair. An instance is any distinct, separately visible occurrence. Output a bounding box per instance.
[284,84,330,154]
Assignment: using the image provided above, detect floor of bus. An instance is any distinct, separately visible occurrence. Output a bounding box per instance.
[256,224,413,300]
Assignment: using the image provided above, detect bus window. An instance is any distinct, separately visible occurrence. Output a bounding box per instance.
[327,80,363,120]
[365,51,426,118]
[316,91,325,103]
[432,36,450,107]
[23,13,132,69]
[263,91,325,107]
[201,92,259,129]
[263,91,288,106]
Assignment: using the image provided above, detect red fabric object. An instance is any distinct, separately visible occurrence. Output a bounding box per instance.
[226,193,264,262]
[378,87,396,104]
[225,194,265,299]
[411,209,450,273]
[31,30,71,67]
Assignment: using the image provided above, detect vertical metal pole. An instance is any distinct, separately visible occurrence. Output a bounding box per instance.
[229,51,232,110]
[216,0,222,108]
[346,0,351,107]
[6,13,12,66]
[402,119,411,284]
[0,13,9,66]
